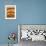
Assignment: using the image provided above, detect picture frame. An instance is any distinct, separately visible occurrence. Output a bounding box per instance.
[18,24,46,42]
[5,5,16,19]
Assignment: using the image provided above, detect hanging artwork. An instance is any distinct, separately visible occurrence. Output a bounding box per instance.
[5,5,16,19]
[18,24,46,41]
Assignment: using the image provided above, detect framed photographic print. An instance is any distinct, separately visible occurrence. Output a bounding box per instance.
[5,5,16,19]
[18,24,46,42]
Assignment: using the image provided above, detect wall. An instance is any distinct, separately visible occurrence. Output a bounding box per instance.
[0,0,46,44]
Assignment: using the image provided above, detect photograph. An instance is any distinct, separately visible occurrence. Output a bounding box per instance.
[18,24,46,46]
[5,5,16,19]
